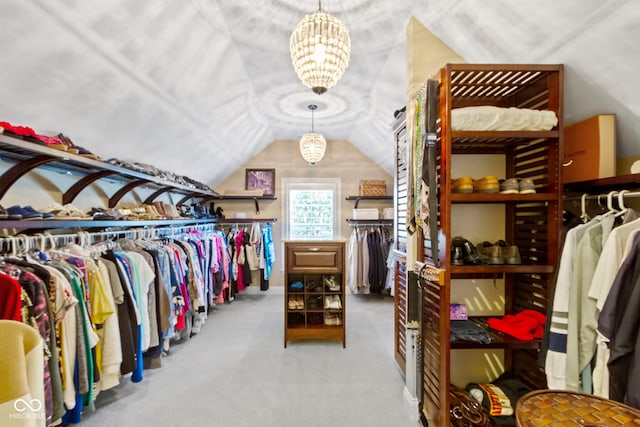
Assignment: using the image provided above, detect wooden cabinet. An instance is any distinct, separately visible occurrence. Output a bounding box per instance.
[417,64,564,425]
[284,241,346,348]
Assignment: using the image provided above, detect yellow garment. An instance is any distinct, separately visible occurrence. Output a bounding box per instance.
[0,319,45,427]
[86,262,115,373]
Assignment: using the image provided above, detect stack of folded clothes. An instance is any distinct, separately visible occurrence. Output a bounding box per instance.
[487,309,546,341]
[450,319,491,344]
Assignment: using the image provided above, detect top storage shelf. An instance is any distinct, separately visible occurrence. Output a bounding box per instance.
[0,133,219,207]
[442,64,563,154]
[445,63,562,109]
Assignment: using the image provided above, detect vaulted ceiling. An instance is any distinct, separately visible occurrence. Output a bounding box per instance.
[0,0,638,188]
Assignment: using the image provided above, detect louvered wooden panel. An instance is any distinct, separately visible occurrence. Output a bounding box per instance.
[421,277,449,426]
[395,113,409,253]
[513,349,547,390]
[393,111,409,372]
[395,259,408,371]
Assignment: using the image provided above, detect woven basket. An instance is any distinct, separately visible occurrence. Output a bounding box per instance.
[516,390,640,426]
[359,180,386,196]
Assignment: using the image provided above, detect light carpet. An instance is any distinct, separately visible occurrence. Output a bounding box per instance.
[78,286,420,427]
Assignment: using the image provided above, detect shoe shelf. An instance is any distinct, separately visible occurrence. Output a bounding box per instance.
[284,241,346,347]
[0,133,219,207]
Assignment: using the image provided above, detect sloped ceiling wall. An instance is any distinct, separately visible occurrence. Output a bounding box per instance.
[0,0,637,188]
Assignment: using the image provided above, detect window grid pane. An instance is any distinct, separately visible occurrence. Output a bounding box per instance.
[289,189,334,239]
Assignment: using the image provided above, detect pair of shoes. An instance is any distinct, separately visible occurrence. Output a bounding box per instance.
[307,295,322,309]
[324,276,340,291]
[324,313,342,326]
[499,178,536,194]
[474,176,499,193]
[6,205,52,220]
[288,295,304,310]
[452,176,474,193]
[452,176,500,193]
[44,203,90,220]
[324,295,342,309]
[308,312,323,325]
[306,281,323,292]
[0,205,22,220]
[451,236,482,265]
[476,240,521,264]
[88,207,116,220]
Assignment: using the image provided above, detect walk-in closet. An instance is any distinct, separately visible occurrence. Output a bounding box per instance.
[1,2,639,427]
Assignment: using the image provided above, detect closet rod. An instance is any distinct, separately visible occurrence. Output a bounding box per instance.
[218,221,274,227]
[0,223,219,251]
[564,190,640,202]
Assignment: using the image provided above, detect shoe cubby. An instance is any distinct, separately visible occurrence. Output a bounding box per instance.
[284,241,346,347]
[414,64,564,425]
[323,274,341,292]
[303,274,323,292]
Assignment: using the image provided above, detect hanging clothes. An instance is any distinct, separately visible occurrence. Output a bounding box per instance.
[0,223,246,425]
[346,226,393,294]
[543,201,640,404]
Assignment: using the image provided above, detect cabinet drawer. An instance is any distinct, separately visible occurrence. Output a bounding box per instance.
[286,242,344,273]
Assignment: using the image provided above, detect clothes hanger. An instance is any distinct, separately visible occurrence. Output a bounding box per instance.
[612,189,630,219]
[606,191,619,214]
[580,193,590,223]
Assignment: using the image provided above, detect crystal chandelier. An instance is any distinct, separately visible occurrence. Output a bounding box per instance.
[299,104,326,165]
[289,1,351,95]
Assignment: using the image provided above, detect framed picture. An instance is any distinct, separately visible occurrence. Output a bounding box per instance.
[245,168,275,196]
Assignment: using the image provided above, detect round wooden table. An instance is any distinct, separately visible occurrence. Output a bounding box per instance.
[516,390,640,426]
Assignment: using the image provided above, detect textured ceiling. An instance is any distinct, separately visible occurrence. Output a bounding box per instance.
[0,0,638,188]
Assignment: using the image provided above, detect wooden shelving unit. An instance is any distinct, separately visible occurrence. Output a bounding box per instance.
[284,241,346,348]
[417,64,564,425]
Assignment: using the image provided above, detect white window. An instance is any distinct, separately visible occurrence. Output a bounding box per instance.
[282,178,341,240]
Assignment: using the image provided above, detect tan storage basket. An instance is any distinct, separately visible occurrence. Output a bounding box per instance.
[359,180,387,196]
[515,390,640,426]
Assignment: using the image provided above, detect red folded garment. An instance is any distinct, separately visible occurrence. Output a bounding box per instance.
[487,309,546,341]
[0,121,37,137]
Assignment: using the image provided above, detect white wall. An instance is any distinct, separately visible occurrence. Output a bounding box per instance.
[215,138,393,287]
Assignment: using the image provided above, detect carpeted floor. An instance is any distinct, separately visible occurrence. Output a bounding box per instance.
[79,286,420,427]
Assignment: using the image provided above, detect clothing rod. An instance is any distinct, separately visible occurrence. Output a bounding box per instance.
[0,223,219,251]
[348,222,393,228]
[218,222,272,227]
[564,190,640,202]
